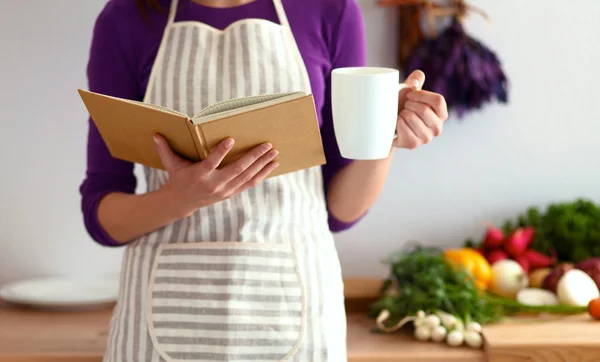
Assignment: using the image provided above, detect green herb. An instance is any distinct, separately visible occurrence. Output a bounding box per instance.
[501,199,600,263]
[370,245,586,331]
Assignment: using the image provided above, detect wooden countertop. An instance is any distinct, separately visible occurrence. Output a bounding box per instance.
[2,292,599,362]
[0,301,485,362]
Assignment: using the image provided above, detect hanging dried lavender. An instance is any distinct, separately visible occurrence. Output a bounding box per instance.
[404,18,508,117]
[379,0,509,118]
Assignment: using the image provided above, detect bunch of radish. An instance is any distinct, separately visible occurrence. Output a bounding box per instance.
[477,225,556,274]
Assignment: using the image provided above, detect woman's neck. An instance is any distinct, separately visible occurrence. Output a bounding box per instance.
[190,0,257,8]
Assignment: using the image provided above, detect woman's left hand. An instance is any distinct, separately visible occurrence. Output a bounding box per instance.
[394,70,448,150]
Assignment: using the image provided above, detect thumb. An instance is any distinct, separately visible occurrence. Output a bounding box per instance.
[153,134,190,173]
[404,69,425,90]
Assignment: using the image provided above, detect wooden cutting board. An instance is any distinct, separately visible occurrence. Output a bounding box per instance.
[482,314,600,362]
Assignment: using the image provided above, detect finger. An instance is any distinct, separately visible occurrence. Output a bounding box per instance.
[153,134,191,173]
[404,100,443,136]
[233,161,280,195]
[218,143,273,182]
[404,70,426,90]
[225,149,279,191]
[399,110,433,144]
[394,116,421,150]
[406,90,448,119]
[398,70,425,110]
[199,138,235,171]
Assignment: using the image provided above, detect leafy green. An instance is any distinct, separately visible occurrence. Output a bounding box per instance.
[468,198,600,263]
[370,245,587,331]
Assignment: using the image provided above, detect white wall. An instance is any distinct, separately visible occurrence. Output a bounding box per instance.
[1,1,599,284]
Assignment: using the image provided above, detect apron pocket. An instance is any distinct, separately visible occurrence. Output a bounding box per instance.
[146,242,305,362]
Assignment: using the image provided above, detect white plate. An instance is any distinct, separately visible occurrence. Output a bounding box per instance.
[0,277,119,311]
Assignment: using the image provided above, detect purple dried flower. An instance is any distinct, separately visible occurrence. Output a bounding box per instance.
[404,20,509,118]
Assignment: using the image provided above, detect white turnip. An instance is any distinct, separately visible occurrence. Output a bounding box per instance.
[516,288,558,306]
[556,269,600,306]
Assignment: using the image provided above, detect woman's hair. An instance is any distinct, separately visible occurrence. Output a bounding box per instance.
[135,0,164,20]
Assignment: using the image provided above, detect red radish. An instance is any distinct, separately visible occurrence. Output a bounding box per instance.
[521,227,536,245]
[524,249,556,269]
[485,249,509,265]
[514,255,531,274]
[504,227,535,257]
[482,225,504,249]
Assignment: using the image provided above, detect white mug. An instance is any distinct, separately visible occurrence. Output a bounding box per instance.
[331,67,407,160]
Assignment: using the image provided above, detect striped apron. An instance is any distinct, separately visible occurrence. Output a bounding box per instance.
[102,0,347,361]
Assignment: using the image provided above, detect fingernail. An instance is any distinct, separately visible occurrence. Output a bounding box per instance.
[261,143,273,152]
[268,150,279,158]
[153,134,159,143]
[224,138,234,148]
[273,162,280,168]
[409,80,420,89]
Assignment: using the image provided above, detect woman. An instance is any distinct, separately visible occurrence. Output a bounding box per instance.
[81,0,448,360]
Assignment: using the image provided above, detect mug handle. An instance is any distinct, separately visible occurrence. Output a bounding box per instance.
[394,83,410,140]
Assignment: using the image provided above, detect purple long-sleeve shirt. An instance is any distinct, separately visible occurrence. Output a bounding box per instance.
[81,0,367,246]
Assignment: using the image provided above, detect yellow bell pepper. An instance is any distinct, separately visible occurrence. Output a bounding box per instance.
[443,248,492,291]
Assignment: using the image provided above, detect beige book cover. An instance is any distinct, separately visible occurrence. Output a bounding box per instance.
[78,90,326,178]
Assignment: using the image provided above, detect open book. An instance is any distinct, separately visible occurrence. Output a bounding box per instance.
[78,90,326,178]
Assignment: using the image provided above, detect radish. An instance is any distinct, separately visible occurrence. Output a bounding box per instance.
[504,227,535,257]
[485,249,509,265]
[482,225,504,249]
[524,249,556,269]
[490,259,529,298]
[556,269,600,306]
[516,288,559,306]
[514,255,531,274]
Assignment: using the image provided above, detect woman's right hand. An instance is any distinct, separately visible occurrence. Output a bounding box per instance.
[153,134,279,218]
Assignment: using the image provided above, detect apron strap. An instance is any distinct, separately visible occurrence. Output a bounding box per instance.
[168,0,180,25]
[272,0,292,31]
[272,0,312,92]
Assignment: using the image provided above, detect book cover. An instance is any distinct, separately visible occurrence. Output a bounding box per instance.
[78,90,326,178]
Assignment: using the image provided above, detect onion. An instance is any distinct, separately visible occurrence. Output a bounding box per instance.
[490,259,529,298]
[414,326,431,341]
[431,326,447,342]
[464,331,483,349]
[446,330,464,347]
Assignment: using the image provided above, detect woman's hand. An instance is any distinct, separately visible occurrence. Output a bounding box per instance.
[394,70,448,149]
[153,134,279,217]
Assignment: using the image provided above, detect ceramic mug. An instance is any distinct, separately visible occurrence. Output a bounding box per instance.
[331,67,407,160]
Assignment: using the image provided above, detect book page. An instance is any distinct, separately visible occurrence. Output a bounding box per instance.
[120,98,188,118]
[192,92,305,124]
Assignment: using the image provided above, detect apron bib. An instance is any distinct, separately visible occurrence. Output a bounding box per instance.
[102,0,347,361]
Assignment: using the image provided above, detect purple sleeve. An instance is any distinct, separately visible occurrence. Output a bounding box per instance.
[80,4,140,247]
[321,0,368,232]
